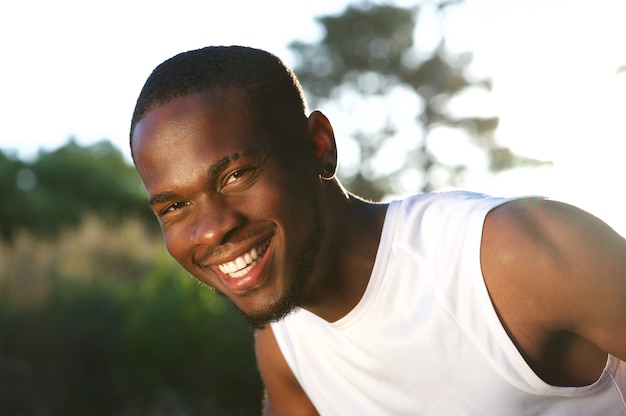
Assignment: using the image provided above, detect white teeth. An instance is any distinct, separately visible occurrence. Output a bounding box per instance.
[217,241,269,278]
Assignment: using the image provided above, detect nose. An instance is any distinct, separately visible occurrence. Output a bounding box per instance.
[188,196,243,247]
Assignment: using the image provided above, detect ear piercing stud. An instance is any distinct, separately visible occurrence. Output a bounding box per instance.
[321,162,335,179]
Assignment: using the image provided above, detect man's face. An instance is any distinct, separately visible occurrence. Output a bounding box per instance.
[132,88,324,327]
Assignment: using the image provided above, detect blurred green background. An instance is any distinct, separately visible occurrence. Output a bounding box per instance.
[0,141,263,415]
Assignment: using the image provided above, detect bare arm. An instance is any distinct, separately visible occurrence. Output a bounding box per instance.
[255,326,319,416]
[481,198,626,385]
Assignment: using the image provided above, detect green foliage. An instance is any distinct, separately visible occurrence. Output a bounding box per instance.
[0,138,156,239]
[116,259,261,415]
[0,216,263,415]
[0,259,262,415]
[0,136,264,414]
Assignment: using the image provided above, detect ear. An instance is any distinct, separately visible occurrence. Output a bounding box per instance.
[307,111,337,179]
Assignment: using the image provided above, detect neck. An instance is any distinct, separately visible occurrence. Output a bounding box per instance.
[301,187,388,322]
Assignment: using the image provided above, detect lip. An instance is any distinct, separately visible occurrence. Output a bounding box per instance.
[211,236,274,294]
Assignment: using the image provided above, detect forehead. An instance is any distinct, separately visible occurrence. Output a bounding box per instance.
[131,88,267,184]
[133,88,263,155]
[133,87,253,142]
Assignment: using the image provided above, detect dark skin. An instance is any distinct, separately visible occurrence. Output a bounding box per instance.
[132,87,626,415]
[481,199,626,386]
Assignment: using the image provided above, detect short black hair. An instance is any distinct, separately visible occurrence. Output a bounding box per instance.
[129,45,308,147]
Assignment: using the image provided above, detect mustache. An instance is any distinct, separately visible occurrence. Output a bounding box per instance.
[192,224,276,267]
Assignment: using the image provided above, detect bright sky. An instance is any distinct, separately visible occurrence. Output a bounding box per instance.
[2,0,625,235]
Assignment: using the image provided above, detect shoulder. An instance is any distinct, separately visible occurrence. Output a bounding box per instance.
[481,198,626,383]
[480,196,624,322]
[482,197,624,274]
[255,326,318,416]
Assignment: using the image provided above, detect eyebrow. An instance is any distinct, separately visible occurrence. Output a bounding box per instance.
[148,150,261,207]
[207,150,258,176]
[208,153,240,176]
[149,191,179,207]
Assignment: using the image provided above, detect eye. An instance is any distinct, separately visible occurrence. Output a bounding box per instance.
[161,201,190,215]
[224,168,252,186]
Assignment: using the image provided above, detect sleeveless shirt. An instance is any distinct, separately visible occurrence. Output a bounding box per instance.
[270,191,626,415]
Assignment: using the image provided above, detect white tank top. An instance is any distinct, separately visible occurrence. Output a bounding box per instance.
[271,191,626,415]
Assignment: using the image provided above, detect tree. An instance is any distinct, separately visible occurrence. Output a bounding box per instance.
[0,138,155,239]
[290,1,543,200]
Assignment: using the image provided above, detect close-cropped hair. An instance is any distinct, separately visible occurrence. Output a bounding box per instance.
[129,45,308,146]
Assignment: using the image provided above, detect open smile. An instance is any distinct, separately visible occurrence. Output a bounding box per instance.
[218,239,271,278]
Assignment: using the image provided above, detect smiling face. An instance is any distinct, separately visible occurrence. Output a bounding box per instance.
[131,88,326,328]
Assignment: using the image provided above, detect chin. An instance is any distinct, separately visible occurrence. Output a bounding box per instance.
[237,294,300,330]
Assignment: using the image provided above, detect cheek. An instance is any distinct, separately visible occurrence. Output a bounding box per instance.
[253,179,310,223]
[162,226,190,264]
[265,181,318,239]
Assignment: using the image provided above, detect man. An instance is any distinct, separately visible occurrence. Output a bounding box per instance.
[130,46,626,415]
